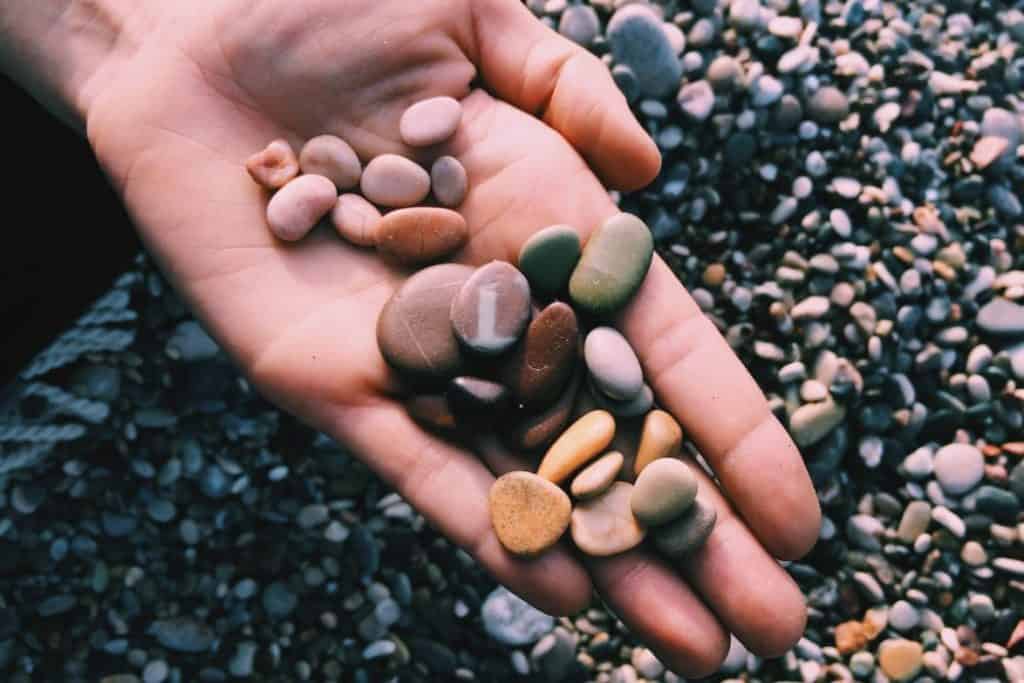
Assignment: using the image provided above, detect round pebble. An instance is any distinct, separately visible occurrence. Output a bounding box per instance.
[376,207,468,265]
[570,451,624,500]
[430,156,468,208]
[331,193,381,247]
[584,327,644,401]
[630,458,698,526]
[246,139,299,190]
[451,261,532,356]
[538,410,616,484]
[570,482,646,556]
[298,135,361,190]
[400,97,463,147]
[361,154,431,207]
[489,472,571,557]
[569,213,654,317]
[634,410,683,475]
[266,174,337,241]
[518,225,582,296]
[651,497,717,559]
[877,639,923,682]
[806,86,850,123]
[933,443,984,495]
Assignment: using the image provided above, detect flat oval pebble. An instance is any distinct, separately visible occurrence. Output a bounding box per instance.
[933,443,984,495]
[266,174,337,241]
[331,193,381,247]
[570,451,624,500]
[246,139,299,190]
[537,410,616,484]
[506,370,581,451]
[631,458,698,526]
[405,394,456,432]
[584,327,644,401]
[400,96,463,147]
[361,154,431,207]
[651,497,716,559]
[569,213,654,317]
[430,156,468,208]
[606,5,682,98]
[451,261,532,356]
[590,381,653,418]
[447,376,508,423]
[489,472,571,557]
[518,225,582,296]
[376,207,468,265]
[376,264,472,381]
[570,482,646,557]
[634,410,683,475]
[501,301,579,406]
[298,135,362,190]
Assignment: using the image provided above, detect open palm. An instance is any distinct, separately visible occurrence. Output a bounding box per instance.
[85,0,820,674]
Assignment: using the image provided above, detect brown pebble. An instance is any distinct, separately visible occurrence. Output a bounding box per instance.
[376,264,472,381]
[571,452,624,500]
[452,261,532,356]
[501,302,579,407]
[537,410,616,484]
[266,174,337,241]
[490,471,571,557]
[447,376,508,424]
[634,410,683,475]
[246,139,299,190]
[400,96,463,147]
[361,154,431,207]
[702,263,726,288]
[878,639,923,682]
[299,135,362,190]
[405,394,456,432]
[505,369,582,451]
[431,156,468,208]
[376,207,468,265]
[570,482,646,556]
[331,194,381,247]
[651,497,716,559]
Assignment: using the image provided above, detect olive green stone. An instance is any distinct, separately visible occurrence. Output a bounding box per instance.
[569,213,653,317]
[518,225,582,296]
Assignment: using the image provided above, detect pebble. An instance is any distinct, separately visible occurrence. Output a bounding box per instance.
[430,156,468,208]
[790,398,846,447]
[538,410,616,484]
[481,586,555,646]
[677,80,715,121]
[970,136,1009,169]
[501,301,579,407]
[584,327,643,401]
[570,482,646,556]
[377,263,472,380]
[332,193,382,247]
[933,443,984,495]
[517,225,582,296]
[559,4,601,46]
[634,410,683,475]
[451,261,532,356]
[877,639,922,681]
[266,174,337,241]
[570,213,653,317]
[651,497,717,559]
[706,56,743,93]
[149,618,215,653]
[245,139,299,190]
[360,154,431,207]
[977,298,1024,337]
[490,472,571,557]
[447,377,509,423]
[896,501,931,543]
[375,207,468,265]
[571,451,624,500]
[229,642,258,677]
[729,0,761,31]
[507,370,581,451]
[263,582,298,618]
[606,5,682,98]
[298,135,361,190]
[806,86,849,123]
[889,601,920,632]
[591,381,654,418]
[142,661,169,683]
[399,97,462,147]
[630,458,698,526]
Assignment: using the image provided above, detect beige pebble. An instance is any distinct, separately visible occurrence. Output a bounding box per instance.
[266,174,336,241]
[331,194,381,247]
[400,96,463,147]
[376,207,468,265]
[361,154,431,207]
[571,482,646,556]
[571,452,624,500]
[630,458,698,526]
[490,471,571,557]
[537,411,616,484]
[877,639,923,682]
[651,497,716,559]
[299,135,362,190]
[246,139,299,190]
[633,410,683,475]
[431,156,468,208]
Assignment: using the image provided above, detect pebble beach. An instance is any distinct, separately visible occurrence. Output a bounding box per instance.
[1,0,1023,680]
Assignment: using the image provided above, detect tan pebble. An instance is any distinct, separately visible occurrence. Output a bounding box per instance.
[630,458,698,526]
[266,174,337,241]
[633,410,683,475]
[376,207,468,265]
[246,139,299,190]
[537,411,616,484]
[570,482,646,556]
[703,263,726,288]
[400,96,463,147]
[571,452,624,500]
[431,156,468,208]
[299,135,362,189]
[834,621,869,655]
[331,194,381,247]
[650,497,716,559]
[361,154,431,207]
[490,471,571,557]
[877,639,923,682]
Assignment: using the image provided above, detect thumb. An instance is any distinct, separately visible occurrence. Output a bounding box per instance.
[469,0,661,191]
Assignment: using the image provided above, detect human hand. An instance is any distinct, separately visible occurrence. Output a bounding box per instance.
[62,0,818,674]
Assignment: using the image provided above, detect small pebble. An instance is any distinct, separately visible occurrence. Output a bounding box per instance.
[634,410,683,475]
[451,261,532,356]
[332,193,382,247]
[490,472,571,557]
[376,207,468,265]
[266,174,337,241]
[651,497,717,559]
[246,139,299,190]
[538,410,616,484]
[518,225,582,296]
[571,482,646,556]
[430,156,468,208]
[360,154,431,208]
[571,451,625,500]
[585,327,644,401]
[569,213,654,317]
[399,97,462,147]
[630,458,698,526]
[299,135,361,190]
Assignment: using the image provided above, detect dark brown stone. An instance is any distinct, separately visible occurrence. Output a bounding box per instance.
[505,370,582,452]
[451,261,531,356]
[447,376,509,425]
[405,394,456,433]
[501,301,579,407]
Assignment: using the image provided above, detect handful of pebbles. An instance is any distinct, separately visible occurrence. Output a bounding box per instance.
[246,96,715,563]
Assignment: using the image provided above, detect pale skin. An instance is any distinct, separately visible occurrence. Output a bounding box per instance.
[1,0,821,674]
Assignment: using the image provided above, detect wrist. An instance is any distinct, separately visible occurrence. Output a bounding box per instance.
[0,0,138,132]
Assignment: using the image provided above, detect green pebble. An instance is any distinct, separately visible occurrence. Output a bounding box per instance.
[569,213,653,317]
[517,225,582,296]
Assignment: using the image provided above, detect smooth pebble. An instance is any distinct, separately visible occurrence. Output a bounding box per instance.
[451,261,532,356]
[570,482,646,556]
[651,497,717,558]
[634,410,683,475]
[430,156,468,208]
[266,174,337,241]
[376,207,468,265]
[569,213,654,317]
[538,410,616,484]
[518,225,582,296]
[331,193,381,247]
[630,458,698,526]
[933,443,984,495]
[361,154,431,207]
[585,327,644,401]
[490,472,571,557]
[591,382,654,418]
[506,369,581,451]
[400,97,462,147]
[298,135,361,189]
[501,302,579,407]
[606,6,682,98]
[570,452,624,500]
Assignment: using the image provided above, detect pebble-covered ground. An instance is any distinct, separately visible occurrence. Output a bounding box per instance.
[2,0,1024,680]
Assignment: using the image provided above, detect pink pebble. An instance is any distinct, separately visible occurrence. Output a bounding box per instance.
[361,154,431,208]
[332,194,382,247]
[246,139,299,190]
[399,97,463,147]
[266,175,337,242]
[299,135,362,190]
[430,156,468,208]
